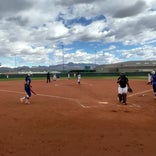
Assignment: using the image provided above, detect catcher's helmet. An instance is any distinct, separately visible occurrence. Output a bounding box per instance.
[120,72,126,77]
[151,70,155,75]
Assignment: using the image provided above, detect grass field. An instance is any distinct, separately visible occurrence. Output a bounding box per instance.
[0,75,148,81]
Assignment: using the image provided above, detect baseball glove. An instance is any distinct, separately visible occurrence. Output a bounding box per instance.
[128,87,133,93]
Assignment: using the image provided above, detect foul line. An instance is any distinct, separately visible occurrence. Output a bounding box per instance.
[0,89,86,109]
[127,89,152,97]
[0,89,24,95]
[0,88,153,109]
[37,93,86,108]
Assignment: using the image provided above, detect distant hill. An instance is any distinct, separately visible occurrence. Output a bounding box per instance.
[0,62,96,73]
[1,60,155,74]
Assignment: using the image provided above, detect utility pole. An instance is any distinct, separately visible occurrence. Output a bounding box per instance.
[94,50,96,65]
[15,54,17,68]
[62,45,64,71]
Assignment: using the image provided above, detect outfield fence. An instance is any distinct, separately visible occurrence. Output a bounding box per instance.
[0,71,149,80]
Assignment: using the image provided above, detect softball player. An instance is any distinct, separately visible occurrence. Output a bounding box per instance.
[47,72,51,83]
[68,73,70,80]
[77,73,81,84]
[151,70,156,98]
[117,73,131,104]
[147,72,152,85]
[20,74,32,104]
[53,74,57,81]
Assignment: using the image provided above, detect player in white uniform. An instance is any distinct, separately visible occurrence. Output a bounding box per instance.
[77,74,81,84]
[68,73,70,80]
[147,72,152,85]
[53,74,57,81]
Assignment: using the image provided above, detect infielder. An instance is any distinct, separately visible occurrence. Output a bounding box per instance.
[151,70,156,98]
[20,73,35,104]
[46,72,51,83]
[53,74,57,81]
[77,73,81,84]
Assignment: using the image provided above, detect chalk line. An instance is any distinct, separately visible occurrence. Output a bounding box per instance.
[37,93,86,108]
[0,89,24,95]
[0,89,86,108]
[127,89,152,97]
[0,88,153,109]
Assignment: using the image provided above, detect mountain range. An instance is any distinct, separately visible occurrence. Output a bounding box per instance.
[0,62,96,73]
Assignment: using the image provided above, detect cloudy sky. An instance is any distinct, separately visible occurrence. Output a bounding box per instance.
[0,0,156,67]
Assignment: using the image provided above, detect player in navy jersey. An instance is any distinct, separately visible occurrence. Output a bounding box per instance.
[151,70,156,99]
[20,73,32,104]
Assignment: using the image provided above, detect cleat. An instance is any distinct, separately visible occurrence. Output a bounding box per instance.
[25,99,31,104]
[123,102,127,105]
[20,98,24,103]
[119,100,123,103]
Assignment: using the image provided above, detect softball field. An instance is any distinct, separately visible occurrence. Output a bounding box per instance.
[0,78,156,156]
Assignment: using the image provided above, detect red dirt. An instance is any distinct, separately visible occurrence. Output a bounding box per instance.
[0,78,156,156]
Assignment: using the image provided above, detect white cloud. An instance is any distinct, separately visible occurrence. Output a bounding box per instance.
[0,0,156,67]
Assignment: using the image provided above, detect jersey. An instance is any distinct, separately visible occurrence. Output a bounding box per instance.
[47,72,50,78]
[25,75,31,84]
[117,76,128,88]
[25,75,31,97]
[152,74,156,85]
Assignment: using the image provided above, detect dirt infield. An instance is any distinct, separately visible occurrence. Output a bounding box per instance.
[0,78,156,156]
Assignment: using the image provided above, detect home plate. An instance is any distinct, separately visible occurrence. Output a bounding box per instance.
[98,101,109,104]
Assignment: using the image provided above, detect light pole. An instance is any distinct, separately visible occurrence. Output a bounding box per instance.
[13,53,18,73]
[94,50,96,65]
[15,54,17,68]
[62,45,64,71]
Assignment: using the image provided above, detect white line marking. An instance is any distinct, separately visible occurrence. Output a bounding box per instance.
[0,88,153,109]
[126,102,141,108]
[98,101,108,104]
[82,83,93,86]
[0,89,25,95]
[37,93,86,108]
[0,89,86,108]
[84,105,100,108]
[127,89,152,97]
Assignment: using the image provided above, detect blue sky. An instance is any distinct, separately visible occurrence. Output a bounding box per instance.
[0,0,156,67]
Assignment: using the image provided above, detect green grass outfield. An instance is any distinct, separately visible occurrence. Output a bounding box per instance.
[0,75,148,81]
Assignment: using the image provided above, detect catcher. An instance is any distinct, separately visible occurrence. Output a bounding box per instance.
[117,73,132,105]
